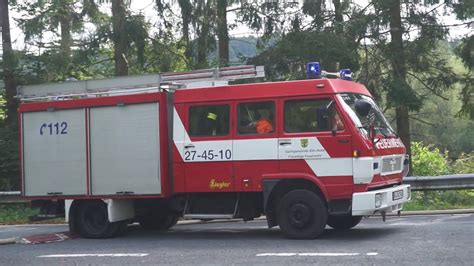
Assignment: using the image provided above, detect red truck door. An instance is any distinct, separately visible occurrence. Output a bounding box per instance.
[278,96,354,198]
[233,100,279,191]
[179,102,234,192]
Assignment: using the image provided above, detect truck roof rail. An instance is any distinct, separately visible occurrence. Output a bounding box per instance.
[17,65,265,102]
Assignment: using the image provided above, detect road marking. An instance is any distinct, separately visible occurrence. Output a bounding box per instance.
[38,253,149,258]
[256,253,297,257]
[298,253,360,256]
[256,252,378,257]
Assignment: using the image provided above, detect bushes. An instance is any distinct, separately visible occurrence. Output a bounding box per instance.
[405,141,474,210]
[411,142,450,176]
[0,123,19,191]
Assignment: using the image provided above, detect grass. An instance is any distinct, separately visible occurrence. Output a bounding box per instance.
[0,203,65,225]
[403,190,474,211]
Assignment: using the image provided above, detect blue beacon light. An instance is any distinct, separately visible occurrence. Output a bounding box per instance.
[339,69,352,80]
[306,62,321,79]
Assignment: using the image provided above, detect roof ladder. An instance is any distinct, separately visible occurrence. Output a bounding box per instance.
[17,65,265,102]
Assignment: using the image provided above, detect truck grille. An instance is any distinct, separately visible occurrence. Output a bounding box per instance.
[381,156,403,175]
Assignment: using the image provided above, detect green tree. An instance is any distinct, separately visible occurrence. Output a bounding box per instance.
[0,0,17,124]
[247,1,362,80]
[15,0,106,80]
[358,0,472,174]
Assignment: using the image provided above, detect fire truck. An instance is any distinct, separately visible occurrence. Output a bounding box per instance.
[18,63,411,239]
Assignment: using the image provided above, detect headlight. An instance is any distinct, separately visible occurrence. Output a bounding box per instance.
[375,193,383,208]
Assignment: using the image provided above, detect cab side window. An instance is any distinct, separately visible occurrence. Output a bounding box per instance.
[189,104,229,136]
[238,101,275,134]
[284,99,343,133]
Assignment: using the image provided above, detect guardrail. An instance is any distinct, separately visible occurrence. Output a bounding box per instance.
[0,191,21,202]
[403,174,474,191]
[0,174,473,202]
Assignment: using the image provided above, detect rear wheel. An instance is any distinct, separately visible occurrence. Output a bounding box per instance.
[327,215,362,230]
[277,189,328,239]
[77,201,125,239]
[137,213,178,230]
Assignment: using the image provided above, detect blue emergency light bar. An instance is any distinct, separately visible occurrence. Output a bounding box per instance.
[306,62,352,81]
[306,62,321,79]
[339,69,352,81]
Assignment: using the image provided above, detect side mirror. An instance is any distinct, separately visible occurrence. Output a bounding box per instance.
[354,99,372,117]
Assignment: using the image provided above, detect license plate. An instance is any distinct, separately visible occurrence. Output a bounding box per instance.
[393,190,403,200]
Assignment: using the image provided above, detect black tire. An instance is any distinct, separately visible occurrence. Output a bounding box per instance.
[138,214,178,231]
[77,201,121,239]
[277,189,328,239]
[113,221,129,236]
[327,215,362,230]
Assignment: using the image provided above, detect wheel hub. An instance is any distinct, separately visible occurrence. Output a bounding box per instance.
[85,206,107,230]
[288,203,311,228]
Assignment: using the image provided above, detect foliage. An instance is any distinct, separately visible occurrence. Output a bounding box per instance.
[0,122,19,191]
[0,203,40,225]
[411,141,450,176]
[409,65,474,159]
[0,203,64,225]
[451,152,474,174]
[405,141,474,211]
[0,96,5,120]
[404,190,474,211]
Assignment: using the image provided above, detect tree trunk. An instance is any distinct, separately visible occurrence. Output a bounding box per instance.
[178,0,193,66]
[111,0,128,76]
[332,0,343,35]
[59,0,72,79]
[217,0,229,67]
[196,0,212,68]
[0,0,17,124]
[388,0,412,173]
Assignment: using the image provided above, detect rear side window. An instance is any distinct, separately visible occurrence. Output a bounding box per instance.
[189,105,229,136]
[284,99,334,133]
[237,101,275,135]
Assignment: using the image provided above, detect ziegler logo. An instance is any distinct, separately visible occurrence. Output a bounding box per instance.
[209,179,231,190]
[300,139,308,148]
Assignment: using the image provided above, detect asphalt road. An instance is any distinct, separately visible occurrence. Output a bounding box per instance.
[0,214,473,265]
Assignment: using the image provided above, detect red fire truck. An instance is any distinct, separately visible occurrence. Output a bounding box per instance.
[18,63,410,239]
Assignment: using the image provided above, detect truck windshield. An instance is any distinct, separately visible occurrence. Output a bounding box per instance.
[337,93,396,137]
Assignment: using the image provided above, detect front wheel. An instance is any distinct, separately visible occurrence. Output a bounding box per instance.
[327,215,362,230]
[277,189,328,239]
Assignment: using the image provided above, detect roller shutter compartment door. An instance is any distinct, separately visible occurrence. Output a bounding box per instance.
[22,109,87,196]
[89,103,161,195]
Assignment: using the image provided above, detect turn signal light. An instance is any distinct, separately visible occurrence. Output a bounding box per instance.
[353,150,360,157]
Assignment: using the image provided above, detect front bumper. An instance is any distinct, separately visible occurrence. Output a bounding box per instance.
[352,184,411,216]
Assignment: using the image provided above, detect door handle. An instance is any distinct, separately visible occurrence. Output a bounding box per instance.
[279,141,291,146]
[338,139,350,143]
[184,143,195,149]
